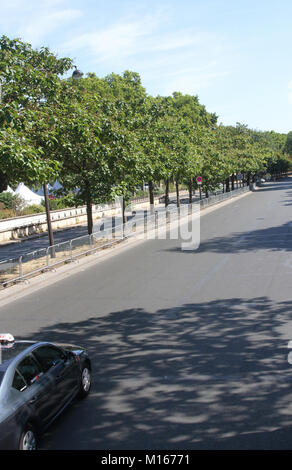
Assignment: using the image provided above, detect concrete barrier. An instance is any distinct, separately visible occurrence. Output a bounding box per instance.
[0,194,164,243]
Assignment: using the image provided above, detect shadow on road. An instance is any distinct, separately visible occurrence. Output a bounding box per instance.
[256,178,292,192]
[164,220,292,255]
[282,190,292,207]
[19,296,292,450]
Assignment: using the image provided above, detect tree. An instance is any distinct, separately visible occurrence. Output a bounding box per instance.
[170,93,213,204]
[283,131,292,156]
[55,73,143,233]
[0,36,72,186]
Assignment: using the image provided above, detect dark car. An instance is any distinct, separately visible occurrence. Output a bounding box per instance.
[0,334,91,450]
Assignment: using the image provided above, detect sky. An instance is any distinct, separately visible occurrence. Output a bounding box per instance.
[1,0,292,134]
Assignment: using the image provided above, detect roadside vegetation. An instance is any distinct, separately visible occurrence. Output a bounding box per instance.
[0,191,77,219]
[0,36,291,229]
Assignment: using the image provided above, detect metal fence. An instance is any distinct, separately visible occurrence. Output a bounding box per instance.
[0,185,252,288]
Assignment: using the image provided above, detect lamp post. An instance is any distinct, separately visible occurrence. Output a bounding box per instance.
[43,183,55,257]
[72,66,84,80]
[44,65,83,253]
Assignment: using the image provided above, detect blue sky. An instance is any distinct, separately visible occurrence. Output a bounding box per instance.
[1,0,292,133]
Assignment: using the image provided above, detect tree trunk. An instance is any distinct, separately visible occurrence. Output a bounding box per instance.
[149,180,154,214]
[225,177,230,192]
[86,194,93,235]
[165,179,169,207]
[122,197,127,224]
[176,180,180,207]
[188,178,193,203]
[199,185,202,200]
[231,173,235,190]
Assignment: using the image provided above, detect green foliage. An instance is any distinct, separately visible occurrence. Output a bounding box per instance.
[0,192,15,209]
[41,193,77,211]
[283,131,292,156]
[0,35,72,186]
[0,208,15,219]
[21,204,44,215]
[0,192,24,211]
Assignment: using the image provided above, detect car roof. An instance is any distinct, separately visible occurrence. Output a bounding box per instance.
[0,341,37,373]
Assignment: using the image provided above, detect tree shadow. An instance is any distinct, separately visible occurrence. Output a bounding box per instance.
[256,178,292,192]
[165,221,292,255]
[18,297,292,449]
[281,190,292,207]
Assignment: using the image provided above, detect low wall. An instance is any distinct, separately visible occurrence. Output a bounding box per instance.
[0,196,162,243]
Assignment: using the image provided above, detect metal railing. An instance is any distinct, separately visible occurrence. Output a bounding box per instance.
[0,185,252,288]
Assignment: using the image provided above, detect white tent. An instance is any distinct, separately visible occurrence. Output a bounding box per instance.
[3,186,16,195]
[15,183,44,206]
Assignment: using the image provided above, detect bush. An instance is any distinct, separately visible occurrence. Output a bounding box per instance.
[0,209,15,219]
[133,190,148,198]
[0,192,14,208]
[0,192,25,212]
[21,204,45,215]
[40,193,77,211]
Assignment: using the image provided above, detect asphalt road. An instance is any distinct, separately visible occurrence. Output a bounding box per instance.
[0,178,292,450]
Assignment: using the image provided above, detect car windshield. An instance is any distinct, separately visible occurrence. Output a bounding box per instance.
[0,342,34,368]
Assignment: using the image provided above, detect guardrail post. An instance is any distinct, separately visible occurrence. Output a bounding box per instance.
[155,210,158,230]
[132,210,136,232]
[188,202,192,216]
[19,256,23,280]
[69,240,73,260]
[46,247,50,268]
[112,216,115,239]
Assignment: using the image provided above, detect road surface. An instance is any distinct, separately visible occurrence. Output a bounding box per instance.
[0,178,292,450]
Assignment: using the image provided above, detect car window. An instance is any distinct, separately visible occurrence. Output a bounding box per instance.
[12,370,27,392]
[17,355,43,387]
[33,345,67,373]
[0,371,5,387]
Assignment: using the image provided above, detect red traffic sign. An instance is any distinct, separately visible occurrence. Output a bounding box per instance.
[196,176,202,184]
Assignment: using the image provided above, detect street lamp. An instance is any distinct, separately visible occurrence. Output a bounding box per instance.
[45,65,83,251]
[72,66,84,80]
[43,183,55,256]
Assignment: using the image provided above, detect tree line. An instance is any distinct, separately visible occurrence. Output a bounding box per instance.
[0,36,291,233]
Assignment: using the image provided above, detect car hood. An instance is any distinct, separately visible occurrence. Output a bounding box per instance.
[54,343,86,354]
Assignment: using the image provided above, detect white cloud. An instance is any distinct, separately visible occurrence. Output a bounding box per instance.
[60,12,233,93]
[61,17,220,66]
[0,0,82,45]
[19,9,82,45]
[61,14,163,62]
[159,65,230,97]
[150,32,209,52]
